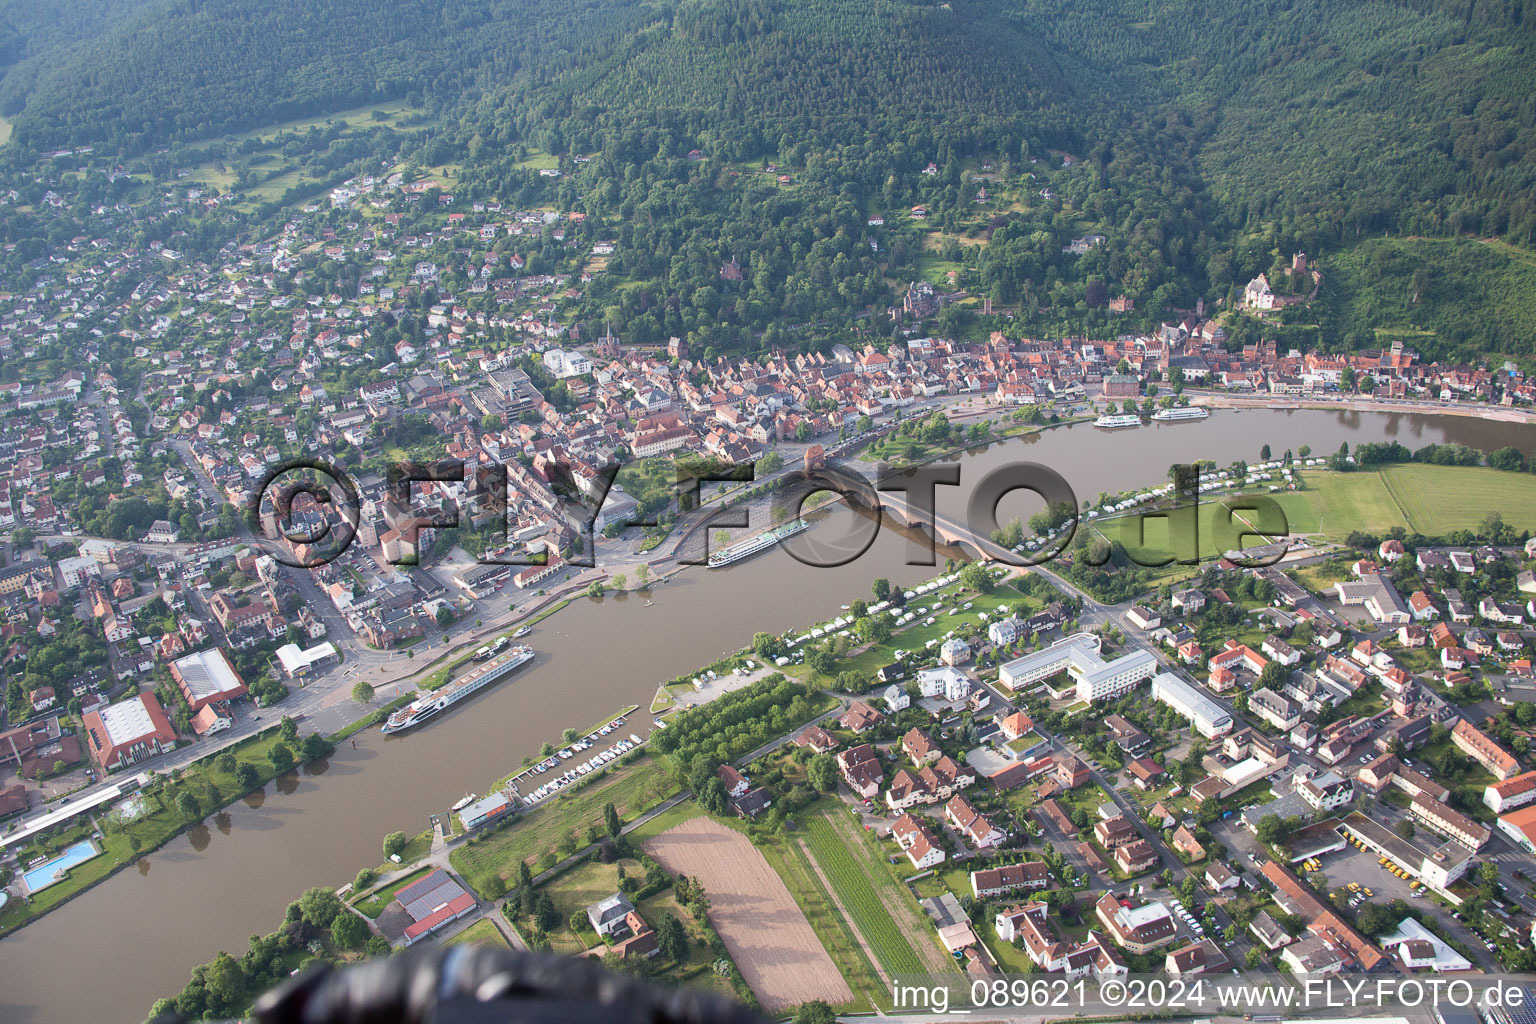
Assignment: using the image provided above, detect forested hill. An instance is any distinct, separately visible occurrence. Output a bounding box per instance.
[3,0,1532,250]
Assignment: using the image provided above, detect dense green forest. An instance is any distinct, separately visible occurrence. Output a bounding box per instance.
[1,0,1534,359]
[1312,236,1536,356]
[7,0,1531,245]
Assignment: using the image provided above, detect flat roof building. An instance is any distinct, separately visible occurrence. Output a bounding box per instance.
[998,632,1156,702]
[274,641,339,678]
[170,648,248,711]
[1149,672,1233,737]
[82,693,177,770]
[396,869,476,945]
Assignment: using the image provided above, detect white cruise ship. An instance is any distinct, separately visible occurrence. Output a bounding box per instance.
[708,518,810,567]
[383,646,535,734]
[1151,407,1210,422]
[1093,414,1142,429]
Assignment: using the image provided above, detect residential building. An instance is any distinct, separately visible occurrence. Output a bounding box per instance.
[1094,893,1178,954]
[1452,719,1519,780]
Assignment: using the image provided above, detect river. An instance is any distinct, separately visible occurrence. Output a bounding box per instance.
[2,408,1533,1024]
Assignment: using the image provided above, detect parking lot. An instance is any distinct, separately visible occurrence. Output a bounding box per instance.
[1320,842,1493,965]
[1321,842,1424,906]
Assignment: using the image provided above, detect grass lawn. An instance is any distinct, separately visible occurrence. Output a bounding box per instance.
[444,918,509,949]
[450,756,678,896]
[626,799,709,844]
[371,829,433,875]
[1196,465,1536,545]
[533,857,637,953]
[1380,464,1536,535]
[819,579,1039,681]
[1301,469,1413,537]
[1093,490,1317,564]
[354,867,431,919]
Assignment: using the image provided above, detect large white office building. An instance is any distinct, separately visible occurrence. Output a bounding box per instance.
[998,632,1157,702]
[1150,672,1233,738]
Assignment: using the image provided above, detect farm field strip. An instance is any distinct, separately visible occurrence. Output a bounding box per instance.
[804,809,958,976]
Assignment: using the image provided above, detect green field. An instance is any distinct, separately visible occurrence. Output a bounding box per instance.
[800,806,959,978]
[1379,464,1536,535]
[756,828,888,1012]
[800,813,928,977]
[444,918,510,949]
[1094,463,1535,558]
[449,756,677,896]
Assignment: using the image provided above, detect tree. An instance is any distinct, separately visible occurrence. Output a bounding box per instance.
[1255,814,1294,847]
[1246,947,1264,969]
[354,867,377,891]
[1260,443,1271,461]
[435,606,454,628]
[1488,446,1526,472]
[215,751,237,774]
[795,421,814,442]
[604,802,622,837]
[635,563,651,589]
[365,934,392,958]
[534,891,560,932]
[331,911,368,949]
[611,573,627,591]
[959,562,995,594]
[235,762,259,790]
[752,632,783,659]
[177,791,202,821]
[794,1001,837,1024]
[352,681,375,704]
[1259,660,1289,692]
[855,615,891,644]
[299,732,331,763]
[657,913,688,962]
[809,754,838,792]
[204,951,246,1012]
[383,831,408,859]
[871,578,891,601]
[279,717,299,742]
[298,887,342,928]
[268,741,295,772]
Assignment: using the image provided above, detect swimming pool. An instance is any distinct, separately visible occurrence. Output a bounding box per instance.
[21,840,102,894]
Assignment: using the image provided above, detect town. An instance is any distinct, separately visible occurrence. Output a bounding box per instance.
[1,135,1535,1024]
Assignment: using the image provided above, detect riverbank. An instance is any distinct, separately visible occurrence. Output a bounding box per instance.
[0,724,330,939]
[1190,391,1536,425]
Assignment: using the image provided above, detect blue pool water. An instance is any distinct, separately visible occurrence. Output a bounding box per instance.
[22,840,101,893]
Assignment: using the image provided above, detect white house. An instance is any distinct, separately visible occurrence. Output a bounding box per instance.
[918,666,972,702]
